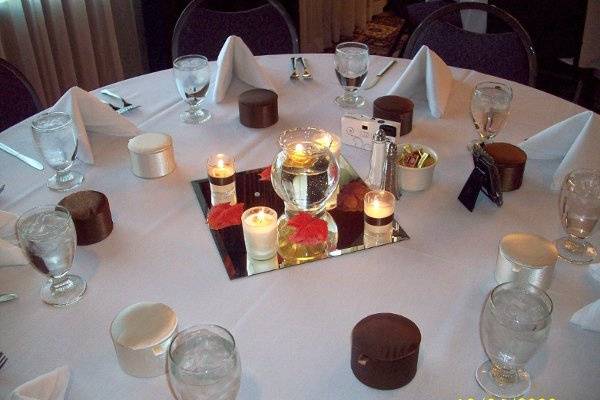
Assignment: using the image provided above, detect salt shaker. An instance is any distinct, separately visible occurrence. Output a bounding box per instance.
[366,129,388,190]
[383,142,400,199]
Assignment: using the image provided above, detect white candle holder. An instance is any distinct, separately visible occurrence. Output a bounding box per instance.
[207,154,236,205]
[242,206,278,260]
[363,190,396,248]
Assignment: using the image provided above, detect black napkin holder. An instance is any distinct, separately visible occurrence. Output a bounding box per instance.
[458,143,503,212]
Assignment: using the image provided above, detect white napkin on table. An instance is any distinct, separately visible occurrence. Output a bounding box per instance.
[388,45,453,118]
[211,35,275,103]
[9,366,70,400]
[51,87,140,164]
[0,210,28,267]
[518,111,600,190]
[570,264,600,332]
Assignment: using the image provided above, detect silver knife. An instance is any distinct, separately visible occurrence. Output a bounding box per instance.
[363,60,397,90]
[0,293,18,303]
[0,142,44,170]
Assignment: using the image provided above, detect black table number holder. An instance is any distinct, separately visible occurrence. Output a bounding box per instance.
[458,144,503,212]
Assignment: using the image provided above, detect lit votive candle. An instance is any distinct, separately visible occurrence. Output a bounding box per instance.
[207,154,236,205]
[363,190,396,247]
[242,207,278,260]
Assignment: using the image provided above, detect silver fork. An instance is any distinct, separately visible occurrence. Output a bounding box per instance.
[290,57,300,80]
[0,184,5,194]
[297,57,312,79]
[0,352,7,370]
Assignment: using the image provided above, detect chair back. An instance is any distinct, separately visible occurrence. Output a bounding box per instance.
[404,2,537,86]
[0,59,42,132]
[172,0,299,61]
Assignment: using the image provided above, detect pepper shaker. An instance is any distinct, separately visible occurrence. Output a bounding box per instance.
[383,142,400,199]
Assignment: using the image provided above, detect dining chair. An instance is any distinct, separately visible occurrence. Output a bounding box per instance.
[403,2,537,86]
[171,0,299,61]
[405,0,461,30]
[0,58,43,132]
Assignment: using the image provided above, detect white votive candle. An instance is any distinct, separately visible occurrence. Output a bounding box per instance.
[363,190,396,246]
[207,154,236,205]
[242,207,278,260]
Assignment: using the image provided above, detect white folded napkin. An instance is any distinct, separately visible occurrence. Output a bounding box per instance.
[9,366,70,400]
[570,264,600,332]
[0,210,28,267]
[388,45,453,118]
[211,35,275,103]
[518,111,600,190]
[51,87,140,164]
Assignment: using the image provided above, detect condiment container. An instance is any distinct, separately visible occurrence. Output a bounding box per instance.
[373,95,414,136]
[110,302,178,378]
[396,143,438,191]
[484,142,527,192]
[495,233,558,290]
[238,89,278,128]
[128,133,176,178]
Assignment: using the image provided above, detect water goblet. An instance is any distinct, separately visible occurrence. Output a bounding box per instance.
[469,81,512,148]
[31,112,84,191]
[168,325,241,400]
[334,42,369,108]
[556,169,600,264]
[173,55,211,124]
[476,281,552,398]
[16,205,86,306]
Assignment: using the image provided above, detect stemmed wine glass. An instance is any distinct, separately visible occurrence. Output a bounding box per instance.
[168,325,241,400]
[556,169,600,264]
[334,42,369,108]
[476,282,552,398]
[173,55,211,124]
[31,112,84,192]
[16,205,86,306]
[469,81,513,148]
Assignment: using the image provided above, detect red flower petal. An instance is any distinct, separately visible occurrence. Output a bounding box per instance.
[288,213,328,245]
[258,166,272,182]
[207,203,245,230]
[337,180,370,212]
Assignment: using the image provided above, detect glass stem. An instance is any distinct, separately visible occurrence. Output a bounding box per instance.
[491,362,518,385]
[56,165,73,183]
[342,88,356,101]
[566,234,587,254]
[50,272,72,291]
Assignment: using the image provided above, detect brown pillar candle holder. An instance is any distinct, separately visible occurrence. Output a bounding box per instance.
[238,89,278,128]
[484,142,527,192]
[59,190,113,245]
[373,96,414,136]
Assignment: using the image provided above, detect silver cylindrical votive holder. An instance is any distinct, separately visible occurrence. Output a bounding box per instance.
[110,302,178,378]
[128,133,176,179]
[207,153,237,205]
[495,233,558,290]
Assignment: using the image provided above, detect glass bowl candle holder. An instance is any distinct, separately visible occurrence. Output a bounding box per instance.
[207,154,236,205]
[242,207,278,260]
[363,190,396,248]
[271,127,340,264]
[312,130,343,210]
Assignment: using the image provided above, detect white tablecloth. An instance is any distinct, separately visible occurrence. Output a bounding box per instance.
[0,54,598,399]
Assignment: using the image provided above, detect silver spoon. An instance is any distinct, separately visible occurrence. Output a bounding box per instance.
[0,293,17,303]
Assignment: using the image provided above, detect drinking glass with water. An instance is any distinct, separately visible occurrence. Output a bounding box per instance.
[173,55,211,124]
[476,281,552,398]
[334,42,369,108]
[168,325,241,400]
[469,81,512,147]
[16,205,86,306]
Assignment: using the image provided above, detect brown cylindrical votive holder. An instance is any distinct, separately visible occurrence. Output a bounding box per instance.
[351,313,421,390]
[238,88,278,128]
[484,142,527,192]
[373,96,414,136]
[59,190,113,245]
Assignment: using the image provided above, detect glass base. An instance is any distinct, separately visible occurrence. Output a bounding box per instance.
[335,94,366,108]
[41,274,87,306]
[180,108,211,124]
[48,171,84,192]
[476,360,530,398]
[555,236,597,264]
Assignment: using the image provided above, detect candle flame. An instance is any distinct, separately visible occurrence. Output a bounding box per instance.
[217,159,225,168]
[256,210,265,223]
[294,143,305,153]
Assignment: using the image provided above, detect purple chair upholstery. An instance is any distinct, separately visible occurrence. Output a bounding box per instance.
[404,2,537,86]
[172,0,299,61]
[0,59,42,132]
[406,0,461,30]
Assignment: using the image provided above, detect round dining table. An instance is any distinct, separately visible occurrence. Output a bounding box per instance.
[0,53,598,399]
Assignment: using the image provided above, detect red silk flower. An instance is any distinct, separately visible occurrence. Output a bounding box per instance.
[337,180,370,212]
[288,212,328,245]
[258,165,272,182]
[207,203,245,230]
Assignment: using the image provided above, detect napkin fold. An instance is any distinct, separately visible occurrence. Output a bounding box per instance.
[9,366,70,400]
[0,210,28,267]
[388,45,453,118]
[51,87,140,164]
[570,264,600,333]
[518,111,600,190]
[211,35,275,103]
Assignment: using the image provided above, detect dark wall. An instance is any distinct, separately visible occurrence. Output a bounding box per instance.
[140,0,298,72]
